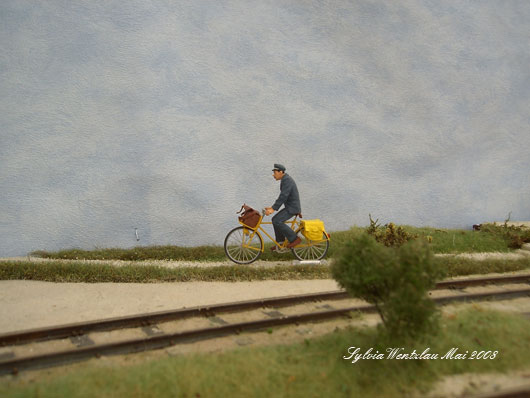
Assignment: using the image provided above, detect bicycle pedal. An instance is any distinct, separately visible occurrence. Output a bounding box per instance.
[277,247,290,253]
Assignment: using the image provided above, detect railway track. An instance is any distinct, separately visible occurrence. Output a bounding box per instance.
[468,384,530,398]
[1,273,529,375]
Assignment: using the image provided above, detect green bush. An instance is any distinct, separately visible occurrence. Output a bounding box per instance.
[331,233,444,341]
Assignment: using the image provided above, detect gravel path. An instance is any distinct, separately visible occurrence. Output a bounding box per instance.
[0,279,340,334]
[0,257,299,268]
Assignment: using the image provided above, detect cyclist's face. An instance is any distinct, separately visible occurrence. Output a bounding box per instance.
[273,170,284,180]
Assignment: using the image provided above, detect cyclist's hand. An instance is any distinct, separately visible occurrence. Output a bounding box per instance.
[264,207,275,216]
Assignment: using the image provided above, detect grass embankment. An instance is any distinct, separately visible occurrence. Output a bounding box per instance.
[1,256,529,283]
[2,309,529,397]
[30,225,522,262]
[2,224,526,283]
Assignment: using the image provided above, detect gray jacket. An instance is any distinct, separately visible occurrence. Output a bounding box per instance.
[272,173,301,214]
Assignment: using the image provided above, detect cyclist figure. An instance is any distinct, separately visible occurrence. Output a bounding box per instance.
[264,164,302,251]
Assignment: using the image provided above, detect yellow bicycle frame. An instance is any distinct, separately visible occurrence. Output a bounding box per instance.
[238,214,327,253]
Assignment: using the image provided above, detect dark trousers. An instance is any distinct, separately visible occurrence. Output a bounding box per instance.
[272,208,298,244]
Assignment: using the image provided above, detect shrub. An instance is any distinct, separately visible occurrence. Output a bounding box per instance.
[331,233,444,341]
[367,214,419,247]
[478,222,530,249]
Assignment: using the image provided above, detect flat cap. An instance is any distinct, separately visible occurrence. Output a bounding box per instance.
[272,163,286,172]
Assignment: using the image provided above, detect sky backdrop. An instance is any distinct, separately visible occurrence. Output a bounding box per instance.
[1,0,529,256]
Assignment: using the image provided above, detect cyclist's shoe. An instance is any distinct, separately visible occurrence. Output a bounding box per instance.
[287,236,302,248]
[270,246,279,252]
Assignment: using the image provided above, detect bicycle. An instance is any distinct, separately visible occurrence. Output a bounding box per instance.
[224,205,330,264]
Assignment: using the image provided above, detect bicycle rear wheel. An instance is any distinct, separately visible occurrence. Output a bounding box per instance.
[291,232,329,261]
[224,226,263,264]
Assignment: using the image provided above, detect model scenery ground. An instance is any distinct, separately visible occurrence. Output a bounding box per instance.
[1,224,529,397]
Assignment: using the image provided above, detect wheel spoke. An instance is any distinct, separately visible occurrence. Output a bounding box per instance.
[292,232,329,261]
[224,226,262,264]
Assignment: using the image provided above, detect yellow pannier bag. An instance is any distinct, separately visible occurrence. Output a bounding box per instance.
[301,219,326,241]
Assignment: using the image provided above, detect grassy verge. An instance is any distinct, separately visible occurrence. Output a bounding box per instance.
[440,256,530,277]
[0,262,331,282]
[1,257,529,283]
[2,308,529,397]
[30,225,524,262]
[389,226,515,253]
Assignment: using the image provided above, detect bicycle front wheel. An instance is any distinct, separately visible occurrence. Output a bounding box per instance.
[291,232,329,261]
[224,226,263,264]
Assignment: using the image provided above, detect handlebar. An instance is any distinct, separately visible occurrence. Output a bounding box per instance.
[261,208,302,218]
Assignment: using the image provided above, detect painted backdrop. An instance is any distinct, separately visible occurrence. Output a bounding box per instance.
[1,0,529,256]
